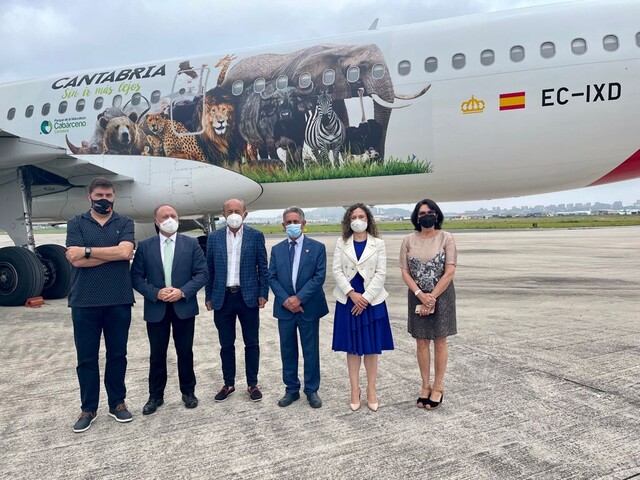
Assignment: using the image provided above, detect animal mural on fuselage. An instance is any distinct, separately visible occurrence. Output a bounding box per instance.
[66,43,431,182]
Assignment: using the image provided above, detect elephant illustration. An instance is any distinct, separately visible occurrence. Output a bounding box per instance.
[220,43,430,159]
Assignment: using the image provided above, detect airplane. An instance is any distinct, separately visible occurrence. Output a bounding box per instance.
[0,0,638,306]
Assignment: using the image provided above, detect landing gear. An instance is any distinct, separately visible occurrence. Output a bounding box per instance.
[195,213,217,255]
[36,244,71,299]
[0,167,72,306]
[0,247,45,306]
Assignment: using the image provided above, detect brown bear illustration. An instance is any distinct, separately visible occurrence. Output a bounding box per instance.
[100,111,147,155]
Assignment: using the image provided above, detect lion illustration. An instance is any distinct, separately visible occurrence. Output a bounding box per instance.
[193,89,240,166]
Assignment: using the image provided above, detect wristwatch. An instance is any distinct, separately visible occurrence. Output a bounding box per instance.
[414,289,422,297]
[84,247,92,259]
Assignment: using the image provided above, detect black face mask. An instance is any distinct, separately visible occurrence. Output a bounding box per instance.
[419,214,437,229]
[91,198,114,215]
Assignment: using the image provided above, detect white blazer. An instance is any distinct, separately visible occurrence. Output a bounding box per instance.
[332,234,389,306]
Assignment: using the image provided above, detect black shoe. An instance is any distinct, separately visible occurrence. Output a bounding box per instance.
[142,398,164,415]
[425,388,444,410]
[247,386,263,402]
[307,392,322,409]
[73,411,97,433]
[278,391,300,407]
[108,402,133,423]
[182,393,198,409]
[214,385,235,402]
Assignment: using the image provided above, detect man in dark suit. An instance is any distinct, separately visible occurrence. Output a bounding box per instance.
[131,204,208,415]
[269,206,329,408]
[205,198,269,403]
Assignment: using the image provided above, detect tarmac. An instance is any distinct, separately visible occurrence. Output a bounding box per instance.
[0,227,639,480]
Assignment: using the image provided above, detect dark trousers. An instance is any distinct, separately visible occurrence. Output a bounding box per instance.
[71,305,131,412]
[278,314,320,395]
[213,290,260,387]
[146,303,196,398]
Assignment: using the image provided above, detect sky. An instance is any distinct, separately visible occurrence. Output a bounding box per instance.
[1,0,638,214]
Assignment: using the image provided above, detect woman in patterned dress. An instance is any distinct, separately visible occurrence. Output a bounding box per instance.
[399,199,457,410]
[332,204,394,412]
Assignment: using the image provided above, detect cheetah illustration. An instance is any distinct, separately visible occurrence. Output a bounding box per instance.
[144,113,207,162]
[145,134,164,156]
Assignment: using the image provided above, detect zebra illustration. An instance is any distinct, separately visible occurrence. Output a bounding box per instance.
[304,91,346,167]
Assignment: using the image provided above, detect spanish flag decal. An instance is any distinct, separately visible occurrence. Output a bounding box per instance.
[499,91,525,110]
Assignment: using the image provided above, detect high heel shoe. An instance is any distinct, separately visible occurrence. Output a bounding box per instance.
[425,387,444,410]
[350,389,361,411]
[417,384,432,409]
[367,399,378,412]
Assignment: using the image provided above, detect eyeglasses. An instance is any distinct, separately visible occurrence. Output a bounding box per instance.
[417,210,436,217]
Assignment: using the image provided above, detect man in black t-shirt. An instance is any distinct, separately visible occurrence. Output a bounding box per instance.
[65,177,135,433]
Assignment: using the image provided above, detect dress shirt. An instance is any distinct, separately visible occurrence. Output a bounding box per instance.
[288,234,304,291]
[159,232,177,266]
[226,225,243,287]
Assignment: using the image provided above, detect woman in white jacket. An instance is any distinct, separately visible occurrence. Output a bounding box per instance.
[332,204,394,412]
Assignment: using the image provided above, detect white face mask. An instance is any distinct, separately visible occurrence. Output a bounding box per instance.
[226,213,243,229]
[159,217,179,235]
[350,219,368,234]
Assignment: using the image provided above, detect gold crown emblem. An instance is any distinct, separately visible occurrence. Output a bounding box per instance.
[461,95,485,114]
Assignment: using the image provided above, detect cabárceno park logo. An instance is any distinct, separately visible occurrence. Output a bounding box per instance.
[41,117,86,135]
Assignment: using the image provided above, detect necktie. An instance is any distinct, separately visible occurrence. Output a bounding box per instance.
[164,237,173,287]
[289,240,296,276]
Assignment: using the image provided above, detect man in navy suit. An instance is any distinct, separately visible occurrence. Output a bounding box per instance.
[205,198,269,403]
[269,206,329,408]
[131,204,208,415]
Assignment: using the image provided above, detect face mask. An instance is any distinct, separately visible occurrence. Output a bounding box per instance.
[158,217,179,235]
[226,213,243,229]
[350,220,368,234]
[419,214,437,229]
[285,224,302,239]
[91,198,113,215]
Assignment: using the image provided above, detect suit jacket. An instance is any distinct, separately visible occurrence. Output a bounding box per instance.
[131,233,208,322]
[269,235,329,321]
[205,225,269,310]
[332,234,389,306]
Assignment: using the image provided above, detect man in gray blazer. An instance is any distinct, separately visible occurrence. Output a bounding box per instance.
[131,204,208,415]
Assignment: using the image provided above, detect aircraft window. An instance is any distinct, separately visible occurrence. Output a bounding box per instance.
[480,50,494,66]
[112,95,123,108]
[424,57,438,73]
[571,38,587,55]
[347,66,360,82]
[299,72,312,89]
[254,77,266,93]
[59,101,68,114]
[276,75,288,90]
[322,69,335,85]
[42,103,51,116]
[131,93,142,106]
[398,60,411,76]
[94,97,104,110]
[452,53,466,69]
[603,35,618,52]
[7,108,16,120]
[540,42,556,59]
[372,64,385,79]
[25,105,34,118]
[150,90,161,104]
[510,46,525,62]
[637,32,640,48]
[75,99,85,112]
[232,80,244,96]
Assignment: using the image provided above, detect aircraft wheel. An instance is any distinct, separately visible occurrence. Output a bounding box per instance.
[0,247,45,306]
[36,244,72,299]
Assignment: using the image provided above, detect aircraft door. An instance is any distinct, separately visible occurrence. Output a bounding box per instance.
[170,63,210,135]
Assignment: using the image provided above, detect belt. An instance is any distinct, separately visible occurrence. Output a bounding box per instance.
[225,286,241,293]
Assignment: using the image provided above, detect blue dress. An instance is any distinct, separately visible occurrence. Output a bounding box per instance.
[332,239,394,355]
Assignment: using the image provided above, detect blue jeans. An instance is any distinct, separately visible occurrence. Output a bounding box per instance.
[71,305,131,412]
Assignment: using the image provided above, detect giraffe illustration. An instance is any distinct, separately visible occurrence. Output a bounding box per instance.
[215,54,237,87]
